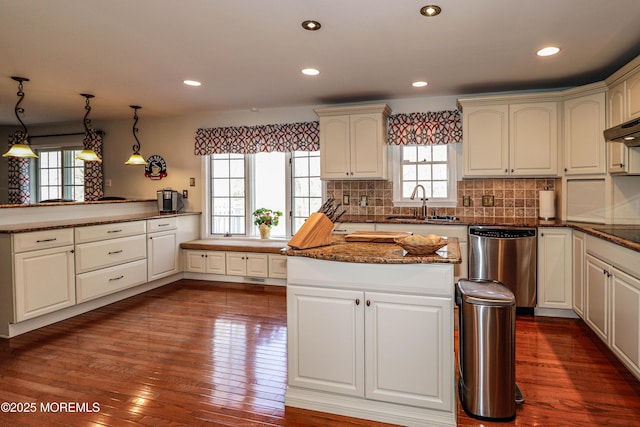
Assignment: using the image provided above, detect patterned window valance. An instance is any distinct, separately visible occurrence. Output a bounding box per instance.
[194,121,320,155]
[387,110,462,145]
[7,131,31,204]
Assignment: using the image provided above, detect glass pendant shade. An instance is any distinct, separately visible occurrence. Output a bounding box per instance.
[75,149,102,162]
[2,143,38,158]
[125,153,146,165]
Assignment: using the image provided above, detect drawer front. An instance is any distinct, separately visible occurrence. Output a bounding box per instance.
[75,221,146,244]
[76,259,147,303]
[75,235,147,273]
[147,217,177,232]
[13,228,74,253]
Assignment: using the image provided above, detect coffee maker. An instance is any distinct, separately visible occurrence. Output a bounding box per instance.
[157,189,179,212]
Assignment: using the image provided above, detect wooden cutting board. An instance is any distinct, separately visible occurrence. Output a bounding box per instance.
[344,231,412,243]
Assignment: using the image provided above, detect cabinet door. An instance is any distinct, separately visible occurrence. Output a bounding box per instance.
[537,228,572,309]
[205,251,226,274]
[226,252,247,276]
[462,105,509,176]
[350,113,386,179]
[510,102,558,176]
[627,71,640,120]
[287,285,364,396]
[14,245,75,322]
[246,253,268,277]
[365,292,453,410]
[572,232,585,317]
[608,81,627,127]
[611,267,640,378]
[585,254,610,343]
[564,93,606,175]
[147,231,178,281]
[268,254,287,279]
[184,250,206,273]
[320,115,351,179]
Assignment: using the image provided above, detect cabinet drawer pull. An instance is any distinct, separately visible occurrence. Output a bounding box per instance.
[108,249,124,255]
[109,275,124,281]
[613,163,624,167]
[157,223,170,227]
[355,298,360,306]
[36,238,57,243]
[107,229,123,234]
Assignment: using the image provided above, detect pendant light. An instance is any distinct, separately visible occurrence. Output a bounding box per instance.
[74,94,102,162]
[2,76,38,159]
[124,105,146,165]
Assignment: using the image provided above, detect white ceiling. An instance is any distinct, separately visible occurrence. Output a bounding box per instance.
[1,0,640,126]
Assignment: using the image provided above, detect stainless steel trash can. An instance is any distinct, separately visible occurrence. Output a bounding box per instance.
[456,279,517,421]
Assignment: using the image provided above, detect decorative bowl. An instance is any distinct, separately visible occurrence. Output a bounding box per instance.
[394,235,448,255]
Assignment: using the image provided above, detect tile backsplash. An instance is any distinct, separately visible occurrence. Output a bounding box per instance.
[326,178,558,219]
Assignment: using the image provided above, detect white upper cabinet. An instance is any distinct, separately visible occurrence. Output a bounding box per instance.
[316,104,391,180]
[462,105,509,176]
[606,59,640,175]
[460,97,558,177]
[564,91,606,175]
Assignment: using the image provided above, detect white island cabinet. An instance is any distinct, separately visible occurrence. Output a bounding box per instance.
[285,255,456,427]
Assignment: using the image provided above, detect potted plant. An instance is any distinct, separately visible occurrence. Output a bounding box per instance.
[252,208,282,239]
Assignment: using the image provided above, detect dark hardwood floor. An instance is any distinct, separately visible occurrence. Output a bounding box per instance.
[1,279,639,426]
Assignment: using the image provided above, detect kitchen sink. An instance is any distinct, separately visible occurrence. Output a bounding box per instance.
[385,215,460,222]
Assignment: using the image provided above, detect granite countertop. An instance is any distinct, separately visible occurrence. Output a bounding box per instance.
[0,198,156,209]
[0,211,201,234]
[335,215,640,253]
[283,235,461,264]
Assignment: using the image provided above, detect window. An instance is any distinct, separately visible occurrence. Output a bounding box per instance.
[392,144,458,207]
[208,151,322,238]
[36,148,85,201]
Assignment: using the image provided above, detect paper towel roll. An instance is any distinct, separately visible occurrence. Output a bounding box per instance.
[539,190,555,219]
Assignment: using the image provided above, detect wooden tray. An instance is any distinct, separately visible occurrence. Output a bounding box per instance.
[345,231,413,243]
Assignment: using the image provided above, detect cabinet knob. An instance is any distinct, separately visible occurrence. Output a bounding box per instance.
[355,298,360,306]
[511,169,514,173]
[504,169,508,173]
[366,300,371,307]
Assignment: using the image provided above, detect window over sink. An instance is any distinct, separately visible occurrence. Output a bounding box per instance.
[391,144,459,208]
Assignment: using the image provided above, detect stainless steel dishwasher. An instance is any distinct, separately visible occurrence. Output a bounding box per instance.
[468,226,537,310]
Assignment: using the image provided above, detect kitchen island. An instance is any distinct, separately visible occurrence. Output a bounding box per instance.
[283,236,460,427]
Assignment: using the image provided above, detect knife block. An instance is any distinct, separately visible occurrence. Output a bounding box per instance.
[288,212,334,249]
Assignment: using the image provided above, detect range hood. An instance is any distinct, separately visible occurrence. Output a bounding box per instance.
[604,117,640,146]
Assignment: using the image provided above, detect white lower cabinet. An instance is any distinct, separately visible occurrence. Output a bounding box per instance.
[537,227,572,309]
[584,235,640,380]
[226,252,268,277]
[572,231,586,317]
[185,250,226,274]
[287,285,452,411]
[76,259,147,303]
[13,245,76,322]
[147,230,178,281]
[611,267,640,379]
[268,254,287,278]
[585,254,610,343]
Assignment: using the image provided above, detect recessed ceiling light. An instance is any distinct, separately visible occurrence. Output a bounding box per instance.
[302,20,321,31]
[412,81,428,88]
[420,5,442,17]
[624,136,635,141]
[183,80,202,87]
[537,47,560,57]
[302,68,320,76]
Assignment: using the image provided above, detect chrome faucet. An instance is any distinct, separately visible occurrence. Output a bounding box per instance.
[410,184,428,217]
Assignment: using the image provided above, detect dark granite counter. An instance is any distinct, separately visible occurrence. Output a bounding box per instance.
[0,211,201,234]
[283,235,461,264]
